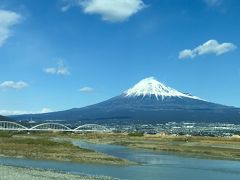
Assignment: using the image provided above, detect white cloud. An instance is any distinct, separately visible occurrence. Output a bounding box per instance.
[179,39,237,59]
[0,81,28,89]
[62,0,146,22]
[0,109,30,116]
[178,49,195,59]
[44,61,70,75]
[0,108,53,116]
[79,86,94,93]
[0,10,22,47]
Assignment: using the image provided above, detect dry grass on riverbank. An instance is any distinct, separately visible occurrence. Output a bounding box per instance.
[0,132,131,165]
[3,131,240,162]
[75,132,240,161]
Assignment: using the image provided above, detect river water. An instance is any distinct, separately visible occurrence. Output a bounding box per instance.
[0,140,240,180]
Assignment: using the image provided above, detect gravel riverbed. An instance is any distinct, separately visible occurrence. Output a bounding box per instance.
[0,165,114,180]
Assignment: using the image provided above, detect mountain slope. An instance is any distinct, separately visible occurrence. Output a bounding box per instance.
[11,77,240,124]
[0,115,11,121]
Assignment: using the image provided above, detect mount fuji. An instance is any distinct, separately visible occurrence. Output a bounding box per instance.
[11,77,240,124]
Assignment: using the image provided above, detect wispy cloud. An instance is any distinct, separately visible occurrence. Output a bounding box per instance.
[61,0,146,22]
[179,39,237,59]
[0,107,53,116]
[44,60,70,75]
[204,0,222,7]
[79,86,94,93]
[0,81,28,90]
[0,10,22,47]
[61,4,72,12]
[39,107,53,113]
[0,109,30,116]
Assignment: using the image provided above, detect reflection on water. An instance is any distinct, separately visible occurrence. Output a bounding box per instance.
[0,140,240,180]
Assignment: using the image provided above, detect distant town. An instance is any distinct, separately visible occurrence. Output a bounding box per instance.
[15,120,240,137]
[109,122,240,137]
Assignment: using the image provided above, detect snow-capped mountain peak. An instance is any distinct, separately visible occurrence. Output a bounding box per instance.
[124,77,201,100]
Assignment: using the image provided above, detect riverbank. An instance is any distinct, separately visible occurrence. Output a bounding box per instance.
[0,165,114,180]
[0,132,133,165]
[1,131,240,162]
[1,132,240,180]
[76,132,240,161]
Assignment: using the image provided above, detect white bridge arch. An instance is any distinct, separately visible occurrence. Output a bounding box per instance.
[30,123,72,131]
[0,121,28,130]
[74,124,109,132]
[0,121,111,132]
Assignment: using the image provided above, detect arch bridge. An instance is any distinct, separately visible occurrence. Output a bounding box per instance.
[0,121,111,132]
[0,121,28,131]
[74,124,110,132]
[30,123,72,131]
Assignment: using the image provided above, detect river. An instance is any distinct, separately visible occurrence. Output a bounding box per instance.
[0,140,240,180]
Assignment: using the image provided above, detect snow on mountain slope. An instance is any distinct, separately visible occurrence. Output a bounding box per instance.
[124,77,201,100]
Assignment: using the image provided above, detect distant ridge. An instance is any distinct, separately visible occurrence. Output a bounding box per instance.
[0,115,11,121]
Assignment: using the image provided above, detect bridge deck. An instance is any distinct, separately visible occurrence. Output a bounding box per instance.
[0,121,111,132]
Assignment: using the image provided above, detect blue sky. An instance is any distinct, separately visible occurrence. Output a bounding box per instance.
[0,0,239,115]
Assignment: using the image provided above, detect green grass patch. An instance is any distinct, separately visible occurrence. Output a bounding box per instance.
[0,131,14,138]
[128,132,144,137]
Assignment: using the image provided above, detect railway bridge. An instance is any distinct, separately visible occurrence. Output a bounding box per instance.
[0,121,111,132]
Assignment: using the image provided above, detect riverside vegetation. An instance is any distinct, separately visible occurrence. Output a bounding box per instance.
[76,132,240,161]
[0,132,132,165]
[1,131,240,163]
